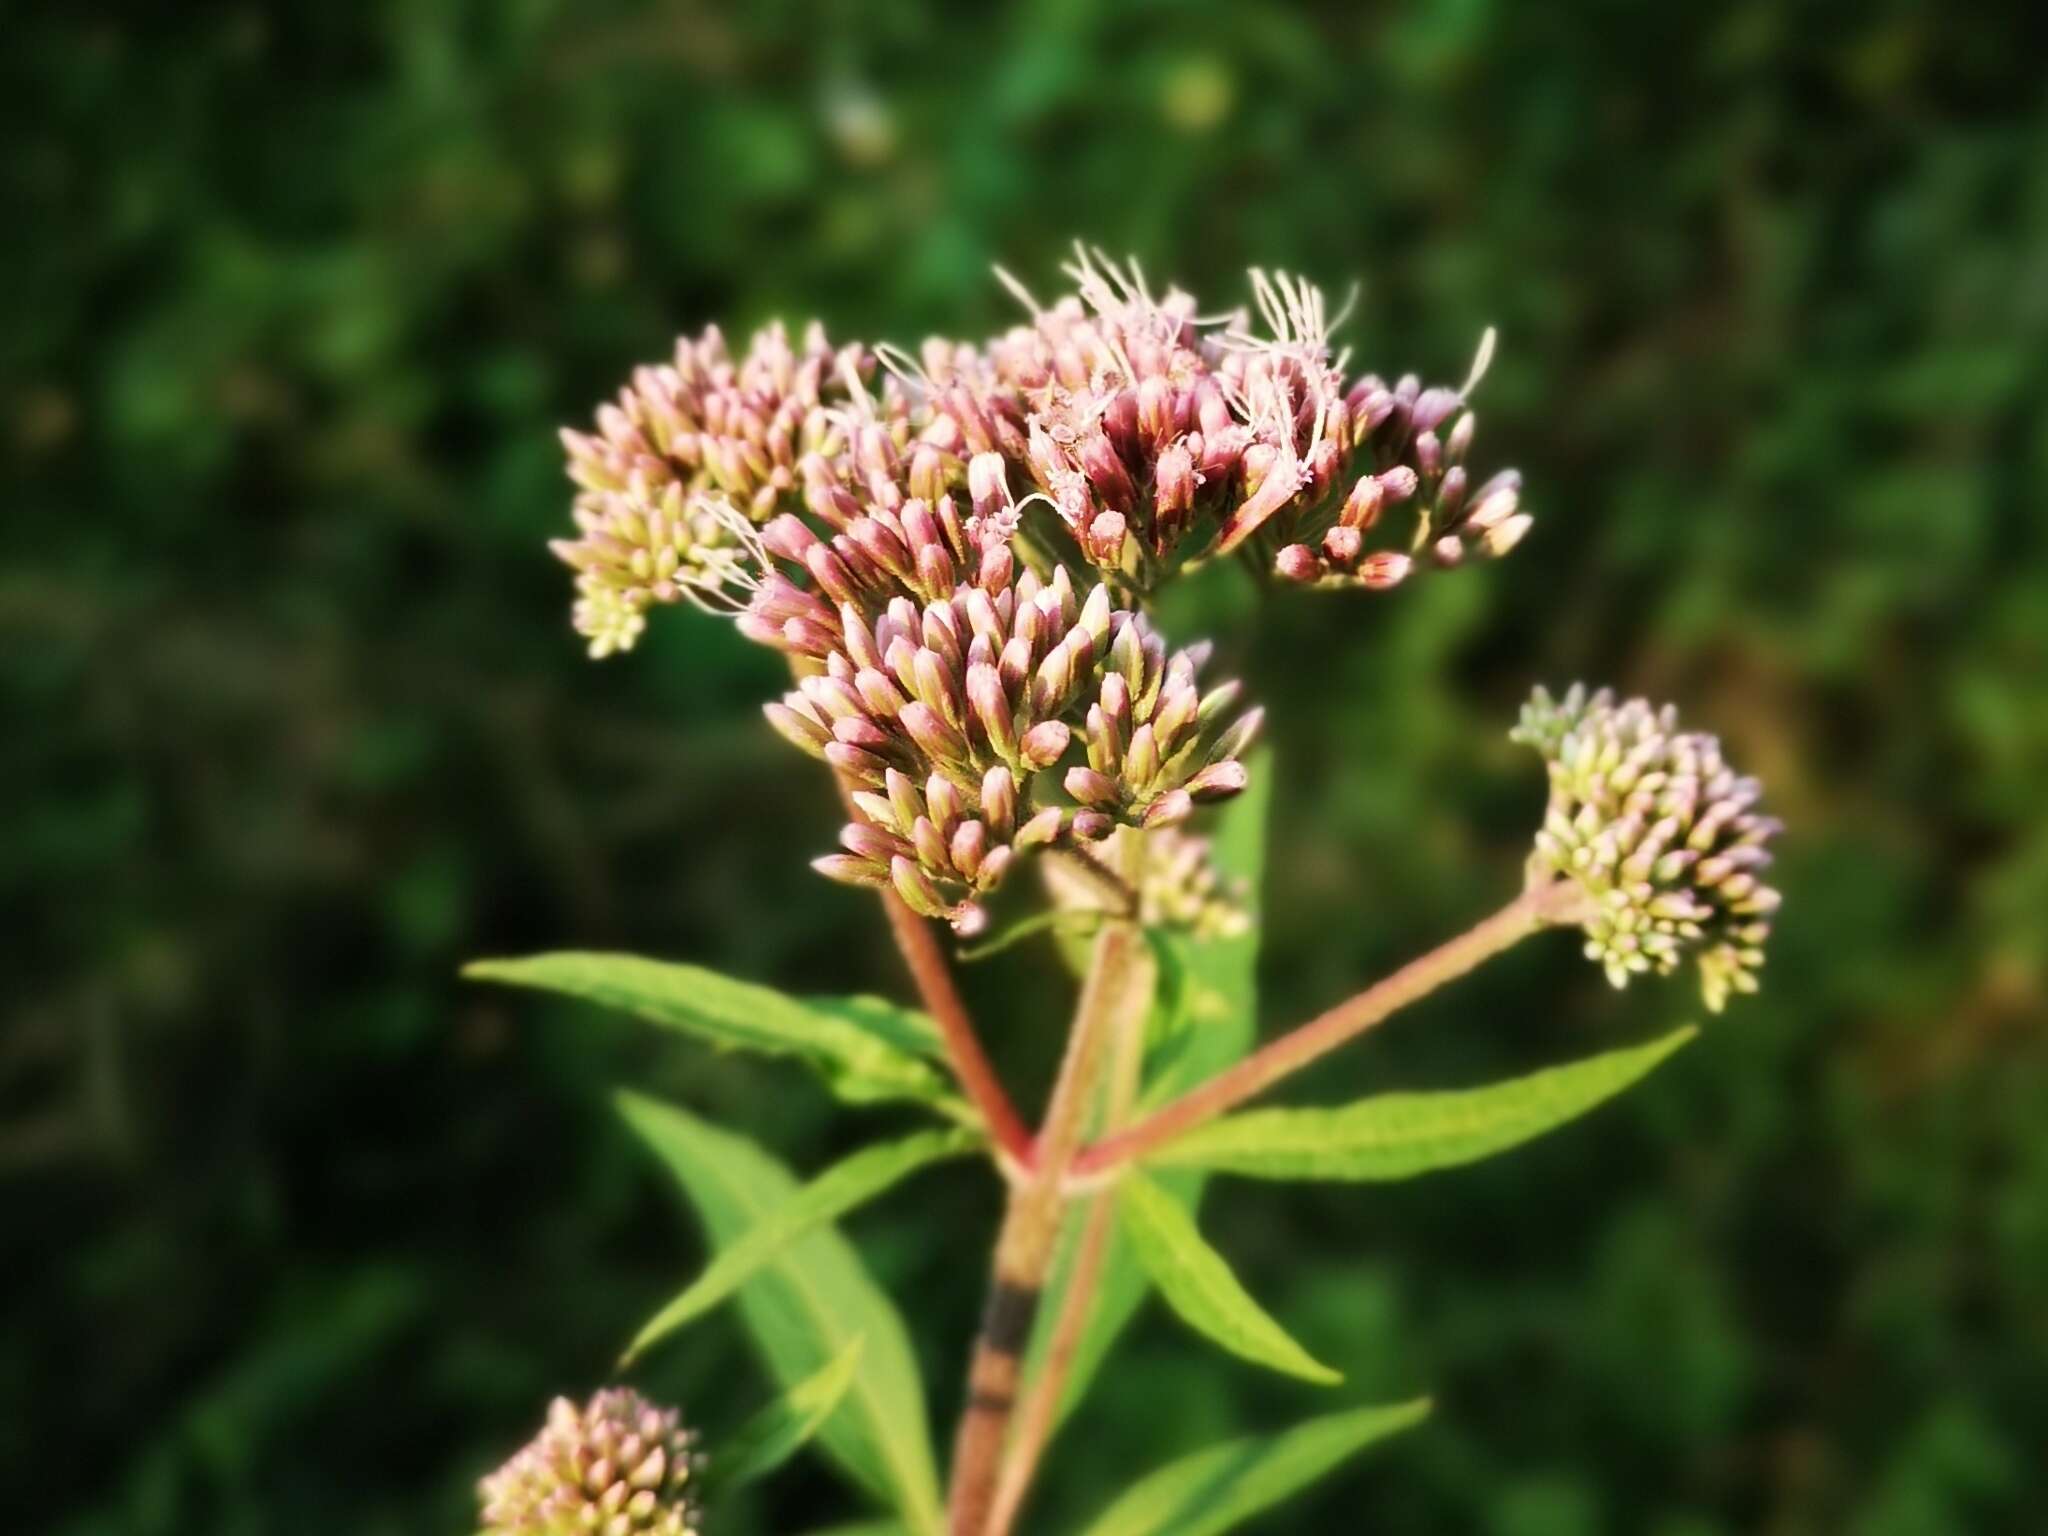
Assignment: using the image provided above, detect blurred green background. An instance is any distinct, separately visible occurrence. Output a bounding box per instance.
[8,1,2047,1532]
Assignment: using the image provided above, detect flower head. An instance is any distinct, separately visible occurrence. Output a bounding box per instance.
[553,320,903,656]
[767,554,1256,932]
[480,1388,702,1536]
[1515,685,1781,1011]
[974,250,1528,595]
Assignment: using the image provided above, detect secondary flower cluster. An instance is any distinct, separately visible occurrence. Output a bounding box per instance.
[553,320,910,657]
[1515,685,1782,1011]
[480,1388,702,1536]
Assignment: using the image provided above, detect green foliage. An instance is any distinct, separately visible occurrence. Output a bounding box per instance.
[1149,1028,1696,1180]
[1075,1400,1431,1536]
[1116,1171,1341,1386]
[704,1337,867,1497]
[467,954,960,1114]
[622,1126,979,1363]
[616,1094,943,1535]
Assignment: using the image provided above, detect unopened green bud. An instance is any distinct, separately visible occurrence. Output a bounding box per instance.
[1515,685,1782,1011]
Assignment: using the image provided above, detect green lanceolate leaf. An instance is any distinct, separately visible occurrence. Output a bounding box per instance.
[1030,755,1274,1422]
[465,953,958,1112]
[703,1336,867,1496]
[1149,1026,1698,1180]
[1115,1170,1340,1386]
[622,1127,980,1364]
[615,1094,943,1536]
[1076,1399,1431,1536]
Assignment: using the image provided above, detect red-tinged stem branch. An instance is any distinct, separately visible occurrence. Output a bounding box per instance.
[877,885,1036,1167]
[1070,881,1576,1180]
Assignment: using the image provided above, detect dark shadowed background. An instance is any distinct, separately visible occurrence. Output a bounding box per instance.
[7,2,2047,1532]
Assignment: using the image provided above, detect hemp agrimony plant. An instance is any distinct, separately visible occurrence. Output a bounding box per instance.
[467,249,1783,1536]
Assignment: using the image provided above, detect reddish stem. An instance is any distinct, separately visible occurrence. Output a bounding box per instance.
[1072,884,1561,1178]
[878,886,1035,1166]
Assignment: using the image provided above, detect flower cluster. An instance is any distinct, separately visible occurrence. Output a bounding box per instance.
[1515,685,1782,1011]
[762,549,1256,932]
[967,253,1530,591]
[552,320,906,657]
[551,252,1536,922]
[479,1389,702,1536]
[555,252,1532,657]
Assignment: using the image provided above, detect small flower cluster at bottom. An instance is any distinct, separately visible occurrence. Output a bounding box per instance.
[1515,684,1781,1011]
[479,1388,702,1536]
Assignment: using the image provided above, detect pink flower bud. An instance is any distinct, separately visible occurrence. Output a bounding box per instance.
[1065,766,1122,809]
[1019,719,1072,770]
[1322,525,1363,569]
[813,852,889,888]
[1275,544,1321,583]
[968,452,1010,521]
[1015,806,1064,850]
[1357,551,1412,590]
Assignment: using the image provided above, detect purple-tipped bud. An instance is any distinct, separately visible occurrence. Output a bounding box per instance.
[841,821,910,865]
[1016,806,1065,851]
[909,444,949,503]
[1341,474,1385,530]
[926,773,965,833]
[968,452,1010,522]
[966,663,1017,760]
[1154,442,1198,528]
[950,818,989,879]
[981,766,1017,838]
[1322,525,1363,569]
[1080,434,1137,512]
[824,741,891,785]
[1071,810,1115,842]
[890,855,949,918]
[1086,510,1128,563]
[1019,719,1072,770]
[1412,386,1464,433]
[1143,788,1194,828]
[764,701,833,757]
[762,513,821,563]
[911,815,951,874]
[830,714,895,755]
[1358,552,1412,590]
[1275,544,1321,584]
[1065,766,1123,810]
[1187,759,1250,800]
[814,852,889,888]
[899,700,969,766]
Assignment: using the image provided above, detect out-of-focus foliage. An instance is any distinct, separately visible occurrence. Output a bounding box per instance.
[5,1,2044,1533]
